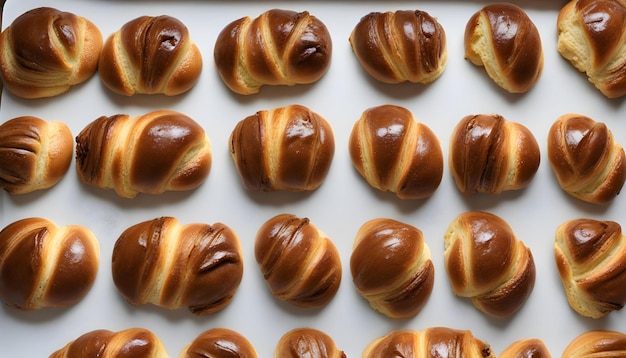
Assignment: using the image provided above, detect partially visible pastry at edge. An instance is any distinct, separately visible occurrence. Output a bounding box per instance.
[349,10,447,84]
[563,330,626,357]
[49,328,168,358]
[349,105,443,199]
[449,114,540,195]
[499,338,552,358]
[0,116,73,194]
[547,113,626,204]
[214,9,332,95]
[464,3,543,93]
[444,211,536,318]
[274,328,345,358]
[0,218,99,310]
[350,218,434,319]
[112,217,243,315]
[75,109,212,198]
[362,328,495,358]
[99,15,202,96]
[557,0,626,98]
[180,328,258,358]
[229,105,334,192]
[255,214,342,308]
[0,7,102,99]
[554,218,626,318]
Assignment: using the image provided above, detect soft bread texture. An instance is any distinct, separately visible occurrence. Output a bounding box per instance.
[350,218,434,319]
[0,7,102,99]
[554,218,626,318]
[557,0,626,98]
[449,114,540,195]
[563,330,626,357]
[49,328,168,358]
[464,3,543,93]
[349,10,447,84]
[229,105,334,192]
[99,15,202,96]
[75,110,212,198]
[0,218,99,310]
[274,328,345,358]
[362,328,495,358]
[444,211,536,318]
[111,217,243,315]
[547,113,626,204]
[214,9,332,95]
[180,328,258,358]
[255,214,342,308]
[0,116,73,194]
[349,105,443,199]
[499,338,551,358]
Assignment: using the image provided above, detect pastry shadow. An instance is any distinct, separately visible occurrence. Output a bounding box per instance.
[1,302,78,324]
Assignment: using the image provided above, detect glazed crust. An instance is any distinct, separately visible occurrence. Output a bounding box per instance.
[180,328,258,358]
[49,328,168,358]
[499,338,552,358]
[274,328,345,358]
[563,330,626,357]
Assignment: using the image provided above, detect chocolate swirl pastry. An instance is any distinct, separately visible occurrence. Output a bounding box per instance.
[180,328,258,358]
[563,330,626,357]
[49,328,168,358]
[499,338,551,358]
[275,328,345,358]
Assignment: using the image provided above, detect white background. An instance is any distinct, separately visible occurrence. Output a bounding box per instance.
[1,0,626,357]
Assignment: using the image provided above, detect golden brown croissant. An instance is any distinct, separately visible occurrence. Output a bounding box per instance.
[214,9,332,95]
[0,116,73,194]
[49,328,168,358]
[444,211,536,318]
[180,328,258,358]
[111,216,243,315]
[449,114,540,195]
[563,330,626,357]
[274,328,345,358]
[229,105,334,192]
[547,113,626,205]
[0,217,99,310]
[558,0,626,98]
[349,10,447,84]
[75,109,212,198]
[99,15,203,96]
[464,3,543,93]
[350,218,434,319]
[349,105,443,199]
[554,218,626,318]
[0,7,102,99]
[499,338,551,358]
[254,214,342,308]
[362,327,495,358]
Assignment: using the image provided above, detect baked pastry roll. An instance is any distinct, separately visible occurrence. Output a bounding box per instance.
[49,328,168,358]
[349,10,447,84]
[274,328,345,358]
[499,338,551,358]
[563,330,626,357]
[180,328,258,358]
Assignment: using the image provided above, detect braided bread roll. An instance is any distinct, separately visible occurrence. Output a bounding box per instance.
[75,110,212,198]
[362,328,495,358]
[464,3,543,93]
[554,218,626,318]
[0,218,99,310]
[563,330,626,357]
[111,216,243,315]
[0,7,102,99]
[349,10,447,84]
[180,328,258,358]
[349,105,443,199]
[275,328,345,358]
[229,105,334,192]
[214,9,332,95]
[449,114,540,195]
[99,15,203,96]
[499,338,551,358]
[547,113,626,205]
[444,211,536,318]
[255,214,342,308]
[350,218,434,319]
[0,116,73,194]
[49,328,168,358]
[558,0,626,98]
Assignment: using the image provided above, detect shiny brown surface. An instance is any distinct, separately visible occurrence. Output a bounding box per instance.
[181,328,258,358]
[274,328,345,358]
[499,338,552,358]
[563,330,626,357]
[49,328,169,358]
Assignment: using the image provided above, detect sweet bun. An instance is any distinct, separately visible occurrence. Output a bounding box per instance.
[49,328,168,358]
[349,10,447,84]
[180,328,258,358]
[464,3,543,93]
[275,328,345,358]
[499,338,551,358]
[563,330,626,357]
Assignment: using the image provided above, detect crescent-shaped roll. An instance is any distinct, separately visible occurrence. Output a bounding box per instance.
[49,328,168,358]
[214,9,332,95]
[563,330,626,357]
[99,15,203,96]
[554,218,626,318]
[349,10,447,84]
[229,105,334,192]
[350,218,434,319]
[274,328,345,358]
[111,217,243,315]
[444,211,536,318]
[0,218,99,310]
[547,113,626,205]
[254,214,342,308]
[499,338,552,358]
[179,328,258,358]
[349,105,443,199]
[0,116,73,194]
